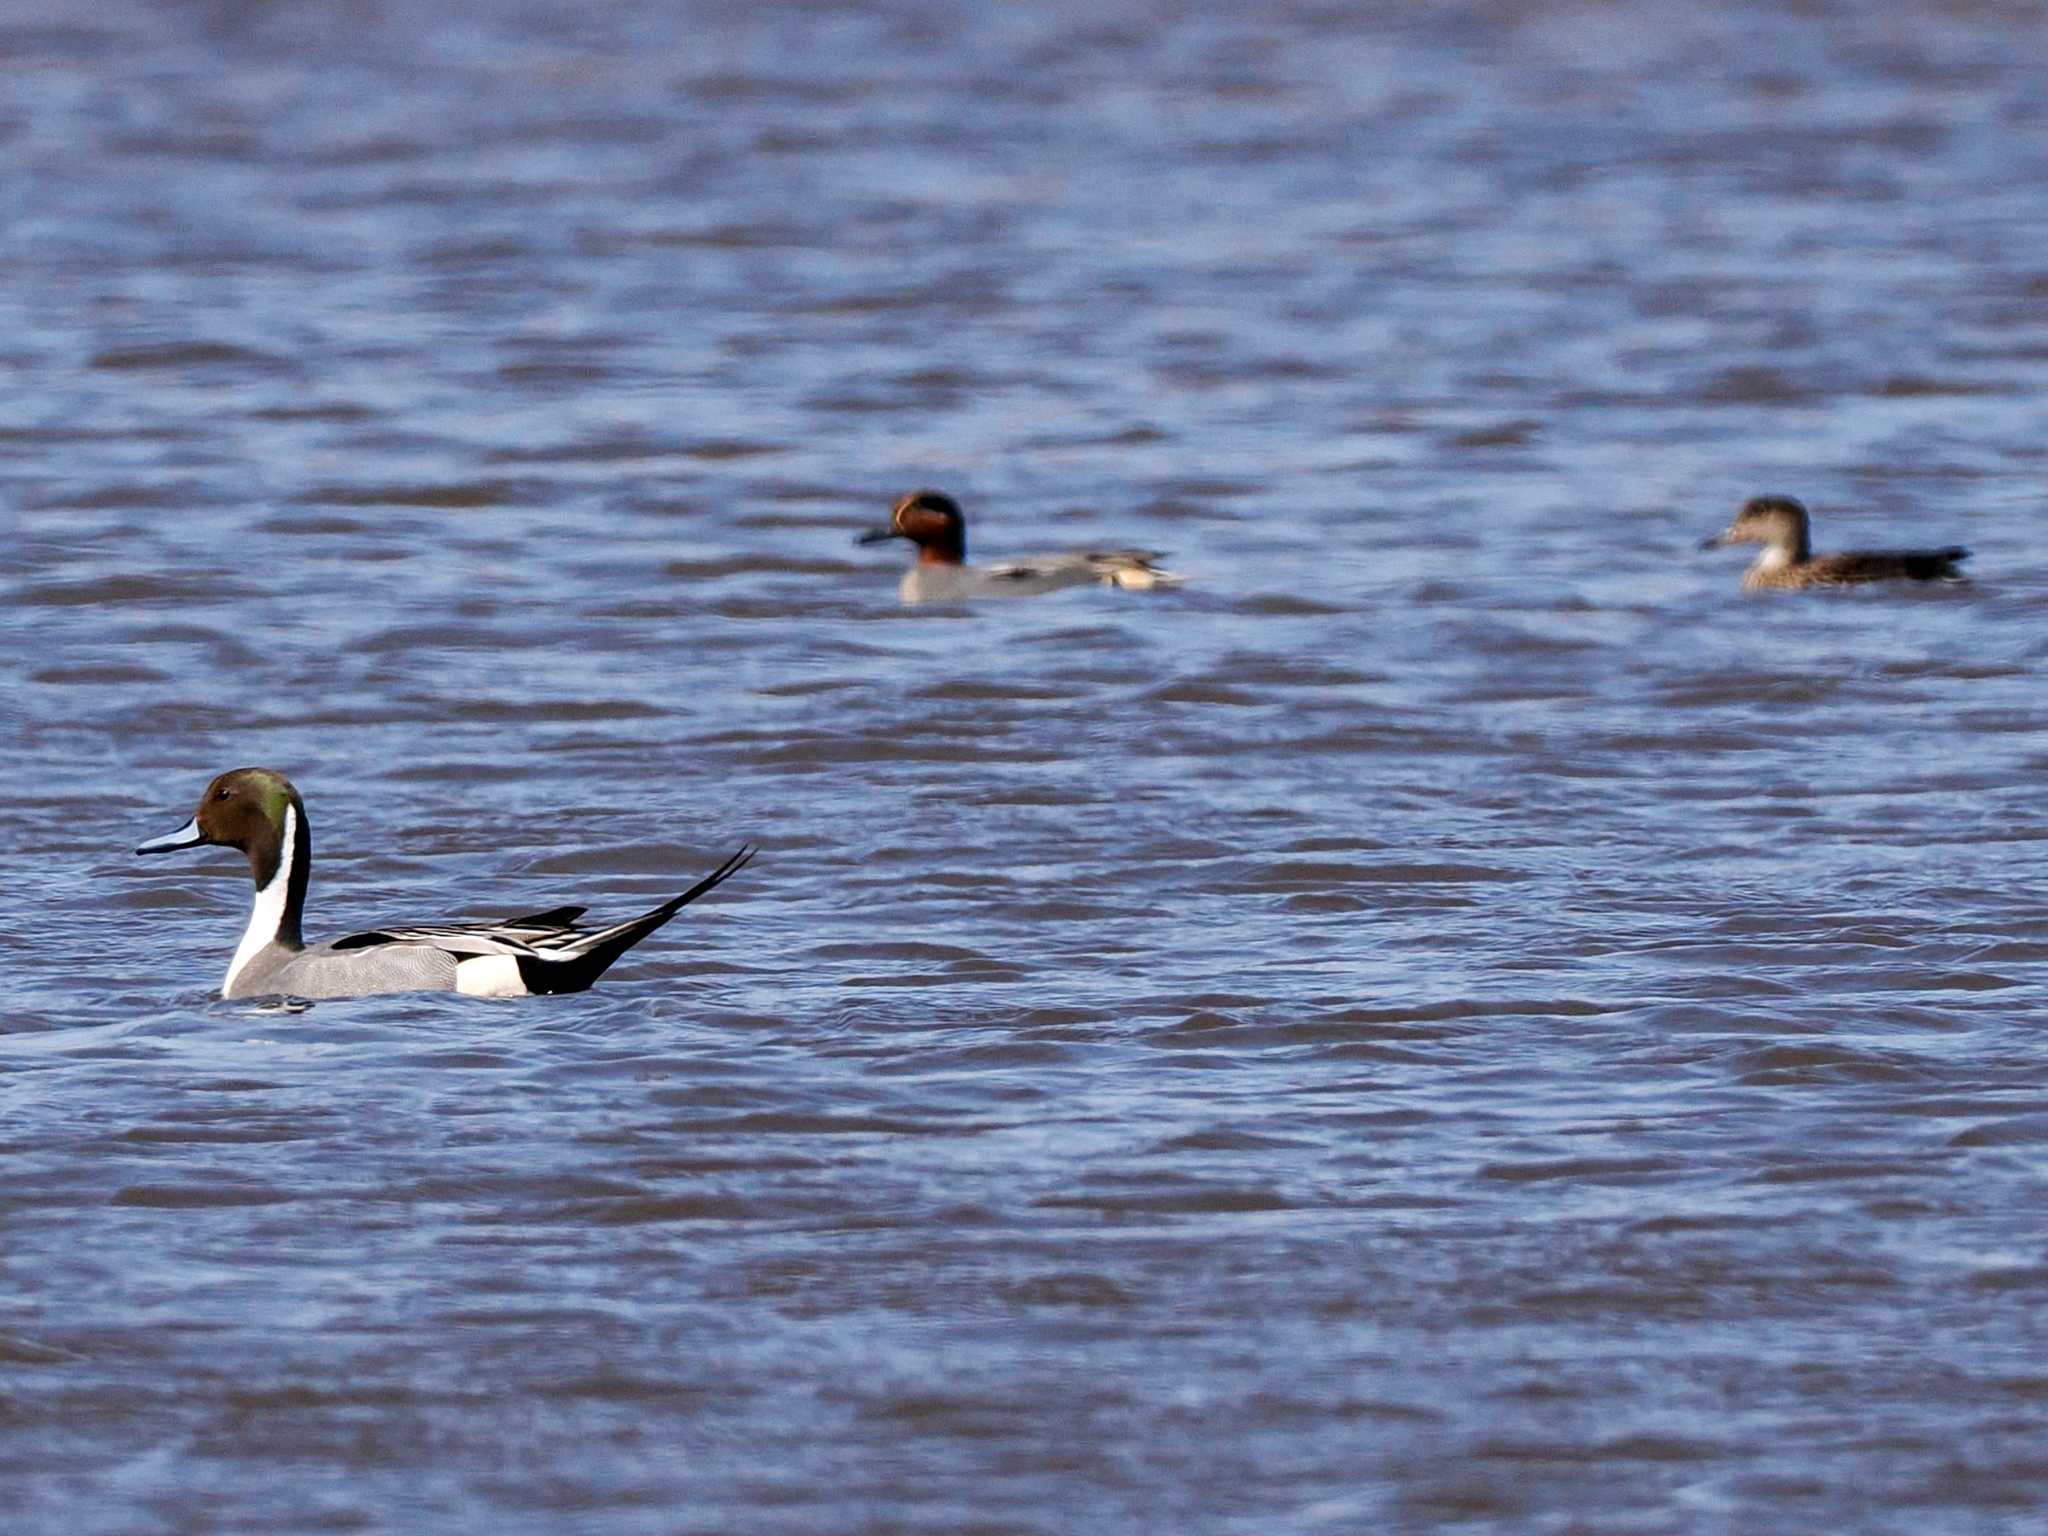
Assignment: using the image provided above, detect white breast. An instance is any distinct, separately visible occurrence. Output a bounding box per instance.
[1751,545,1793,573]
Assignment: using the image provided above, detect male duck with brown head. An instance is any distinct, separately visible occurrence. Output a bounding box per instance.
[136,768,753,1000]
[858,489,1184,604]
[1700,494,1970,591]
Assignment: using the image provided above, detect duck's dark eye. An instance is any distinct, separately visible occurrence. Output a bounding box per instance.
[214,788,232,802]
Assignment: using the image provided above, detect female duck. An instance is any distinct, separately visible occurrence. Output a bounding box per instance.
[1700,495,1969,591]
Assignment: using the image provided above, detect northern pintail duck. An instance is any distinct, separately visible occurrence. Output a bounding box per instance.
[1700,495,1970,591]
[136,768,753,1000]
[857,489,1184,603]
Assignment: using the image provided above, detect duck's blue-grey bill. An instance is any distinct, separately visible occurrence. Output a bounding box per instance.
[1699,532,1730,550]
[856,525,900,545]
[136,817,205,855]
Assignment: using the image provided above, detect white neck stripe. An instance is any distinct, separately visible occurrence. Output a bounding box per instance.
[224,805,295,997]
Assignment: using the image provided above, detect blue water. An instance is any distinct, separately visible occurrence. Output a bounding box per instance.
[4,2,2047,1531]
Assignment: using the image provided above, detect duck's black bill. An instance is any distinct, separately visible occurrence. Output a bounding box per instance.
[856,525,902,546]
[136,817,206,856]
[1699,532,1730,551]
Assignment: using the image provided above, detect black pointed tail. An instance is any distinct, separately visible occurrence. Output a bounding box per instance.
[518,845,755,995]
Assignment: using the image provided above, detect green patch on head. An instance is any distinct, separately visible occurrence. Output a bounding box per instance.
[249,770,294,825]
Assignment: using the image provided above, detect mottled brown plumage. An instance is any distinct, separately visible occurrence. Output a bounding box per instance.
[1700,495,1969,591]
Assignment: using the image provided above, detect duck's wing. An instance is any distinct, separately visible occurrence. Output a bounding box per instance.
[328,920,556,958]
[1811,547,1971,583]
[984,550,1184,589]
[504,905,588,927]
[323,845,755,988]
[327,907,659,959]
[326,902,603,958]
[1082,549,1184,589]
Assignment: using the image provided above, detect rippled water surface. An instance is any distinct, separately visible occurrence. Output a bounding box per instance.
[6,2,2048,1530]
